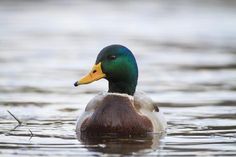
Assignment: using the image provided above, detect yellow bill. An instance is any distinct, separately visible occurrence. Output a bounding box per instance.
[74,62,106,86]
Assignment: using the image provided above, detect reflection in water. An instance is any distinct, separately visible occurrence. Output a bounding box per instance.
[77,132,165,155]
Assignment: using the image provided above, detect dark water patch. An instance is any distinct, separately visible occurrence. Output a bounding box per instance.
[132,38,236,51]
[23,119,76,123]
[14,86,53,94]
[157,102,201,107]
[23,121,72,126]
[0,86,78,94]
[0,101,50,106]
[194,113,236,120]
[164,140,236,146]
[58,108,78,112]
[157,100,236,107]
[195,82,232,87]
[168,131,236,137]
[211,100,236,106]
[144,87,208,93]
[180,64,236,70]
[162,146,235,153]
[4,133,76,140]
[207,125,236,131]
[0,142,82,149]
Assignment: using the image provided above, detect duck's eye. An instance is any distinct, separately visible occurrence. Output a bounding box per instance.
[107,55,117,60]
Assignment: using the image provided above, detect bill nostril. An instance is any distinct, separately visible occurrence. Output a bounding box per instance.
[92,70,97,73]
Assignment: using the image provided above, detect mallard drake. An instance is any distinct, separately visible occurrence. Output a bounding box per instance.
[74,45,167,135]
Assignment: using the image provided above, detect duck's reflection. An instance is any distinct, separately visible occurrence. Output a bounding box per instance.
[76,132,165,155]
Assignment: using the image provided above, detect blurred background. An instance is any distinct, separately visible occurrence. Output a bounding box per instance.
[0,0,236,156]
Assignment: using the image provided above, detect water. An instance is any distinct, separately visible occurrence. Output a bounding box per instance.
[0,0,236,156]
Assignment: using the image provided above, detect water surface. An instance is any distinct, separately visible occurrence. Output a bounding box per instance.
[0,0,236,156]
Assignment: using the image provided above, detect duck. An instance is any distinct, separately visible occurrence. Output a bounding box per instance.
[74,44,167,135]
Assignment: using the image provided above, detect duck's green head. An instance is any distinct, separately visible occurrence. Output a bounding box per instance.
[74,45,138,95]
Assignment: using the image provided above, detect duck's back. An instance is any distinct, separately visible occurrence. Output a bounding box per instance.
[76,92,166,135]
